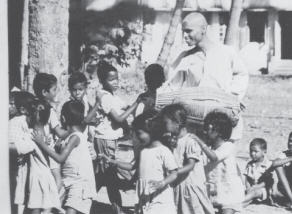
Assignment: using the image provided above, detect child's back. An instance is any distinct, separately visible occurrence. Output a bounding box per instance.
[138,144,177,214]
[62,131,96,193]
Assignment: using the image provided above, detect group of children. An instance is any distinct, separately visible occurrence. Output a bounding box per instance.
[9,61,292,214]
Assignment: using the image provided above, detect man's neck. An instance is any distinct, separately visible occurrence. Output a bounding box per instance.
[198,37,215,54]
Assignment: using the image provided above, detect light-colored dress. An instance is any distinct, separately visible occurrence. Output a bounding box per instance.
[173,133,215,214]
[205,141,245,211]
[137,144,178,214]
[9,115,60,210]
[61,131,97,214]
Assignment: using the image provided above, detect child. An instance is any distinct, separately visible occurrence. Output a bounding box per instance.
[9,91,35,214]
[68,71,101,159]
[275,132,292,208]
[135,64,165,116]
[33,100,97,214]
[10,98,61,214]
[160,104,215,214]
[195,111,245,214]
[101,111,178,214]
[94,61,141,213]
[243,138,274,205]
[33,73,68,191]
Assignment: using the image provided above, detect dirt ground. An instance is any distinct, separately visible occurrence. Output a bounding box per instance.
[92,74,292,214]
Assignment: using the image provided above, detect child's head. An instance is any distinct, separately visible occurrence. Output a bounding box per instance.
[9,91,20,118]
[27,99,51,128]
[61,100,85,129]
[249,138,267,162]
[160,104,187,136]
[97,61,119,93]
[132,110,157,147]
[14,91,35,116]
[144,64,165,91]
[203,111,233,144]
[33,73,58,102]
[68,72,88,101]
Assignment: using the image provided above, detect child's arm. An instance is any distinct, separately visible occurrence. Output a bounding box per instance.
[54,126,70,139]
[148,169,178,193]
[177,158,196,175]
[32,131,79,163]
[192,135,219,162]
[272,157,292,168]
[276,166,292,204]
[108,99,139,124]
[98,154,136,171]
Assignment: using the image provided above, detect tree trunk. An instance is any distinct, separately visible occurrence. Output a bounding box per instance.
[26,0,69,94]
[156,0,186,68]
[224,0,243,48]
[20,0,29,90]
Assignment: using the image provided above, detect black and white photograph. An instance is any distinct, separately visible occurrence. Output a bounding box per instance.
[2,0,292,213]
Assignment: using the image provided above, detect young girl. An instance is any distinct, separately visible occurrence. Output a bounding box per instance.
[33,100,97,214]
[10,98,61,214]
[160,104,215,214]
[99,111,178,214]
[194,111,245,214]
[94,61,141,213]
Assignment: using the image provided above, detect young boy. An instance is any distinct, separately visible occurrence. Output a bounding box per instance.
[68,71,101,159]
[33,73,68,190]
[135,64,165,116]
[243,138,274,205]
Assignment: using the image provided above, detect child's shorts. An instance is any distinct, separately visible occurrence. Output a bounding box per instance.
[63,184,93,214]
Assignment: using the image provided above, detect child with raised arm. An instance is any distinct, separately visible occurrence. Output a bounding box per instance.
[10,98,61,214]
[33,73,68,191]
[33,100,97,214]
[194,111,245,214]
[160,104,215,214]
[94,61,142,213]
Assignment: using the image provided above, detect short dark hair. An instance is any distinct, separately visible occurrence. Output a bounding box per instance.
[68,72,88,91]
[204,111,233,140]
[14,91,35,112]
[28,99,51,126]
[97,60,117,84]
[160,104,187,128]
[61,100,84,127]
[33,73,57,99]
[250,138,267,151]
[144,64,165,91]
[132,110,158,132]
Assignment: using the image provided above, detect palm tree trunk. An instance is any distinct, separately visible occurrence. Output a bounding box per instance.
[156,0,186,69]
[224,0,243,48]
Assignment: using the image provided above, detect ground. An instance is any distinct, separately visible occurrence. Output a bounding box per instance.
[92,74,292,214]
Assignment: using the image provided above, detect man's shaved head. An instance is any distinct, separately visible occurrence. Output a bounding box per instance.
[182,12,208,47]
[182,12,208,30]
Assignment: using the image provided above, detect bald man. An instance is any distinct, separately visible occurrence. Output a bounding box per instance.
[168,12,248,141]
